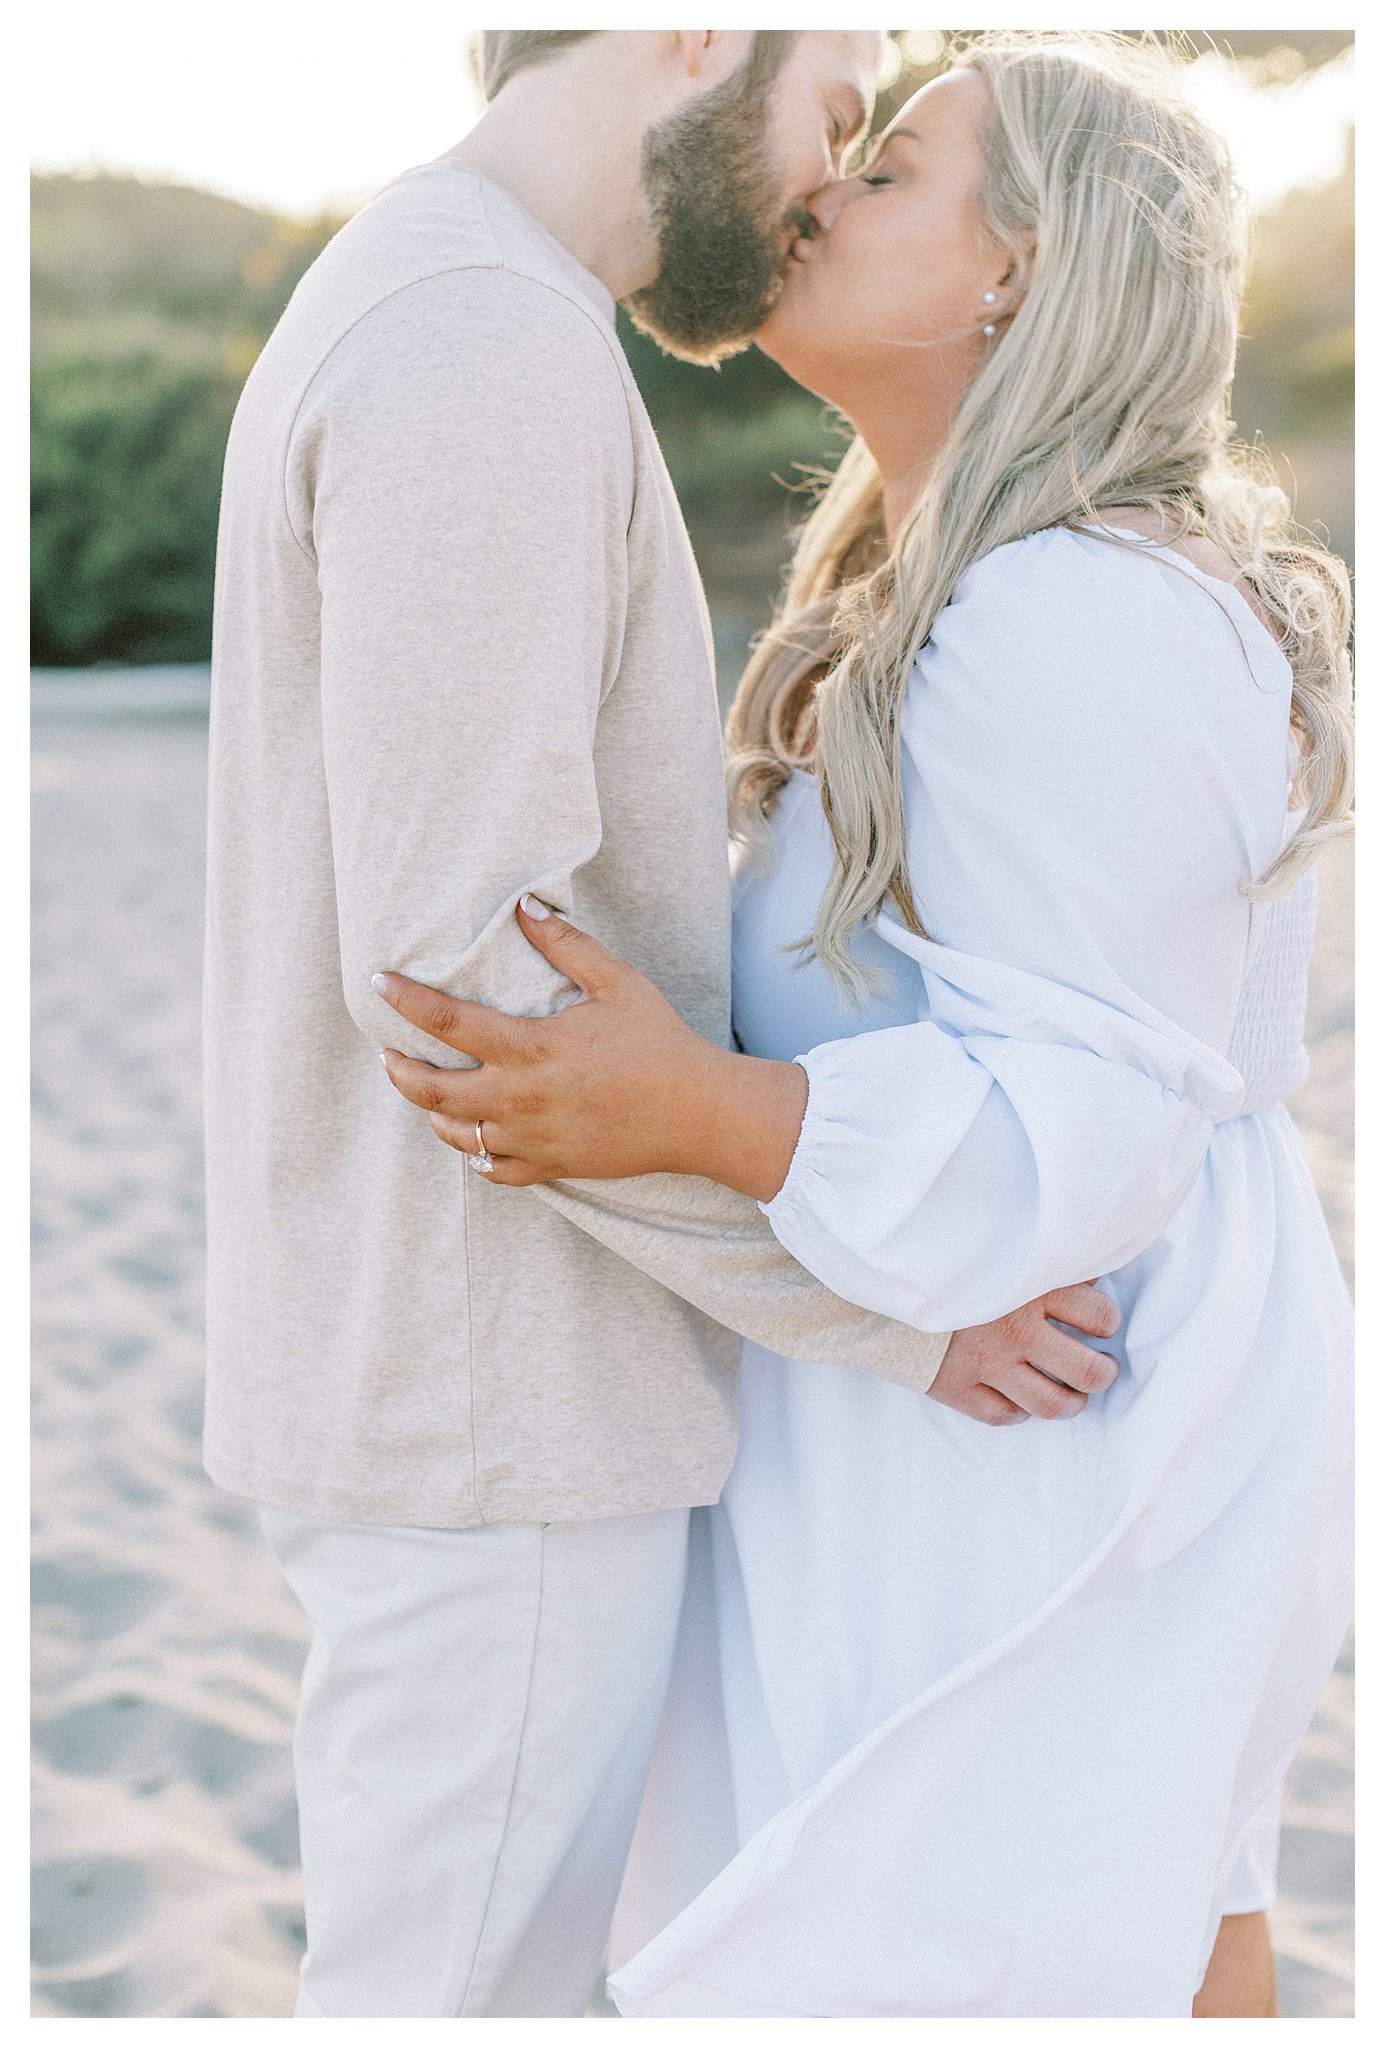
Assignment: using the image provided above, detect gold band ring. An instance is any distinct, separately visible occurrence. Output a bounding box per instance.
[469,1119,494,1176]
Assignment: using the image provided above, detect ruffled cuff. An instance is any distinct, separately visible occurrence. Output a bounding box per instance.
[760,1041,972,1344]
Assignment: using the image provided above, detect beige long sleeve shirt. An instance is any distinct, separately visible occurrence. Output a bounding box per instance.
[202,158,947,1528]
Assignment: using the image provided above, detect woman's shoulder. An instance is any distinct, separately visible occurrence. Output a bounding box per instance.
[928,524,1289,694]
[943,523,1195,623]
[919,529,1166,686]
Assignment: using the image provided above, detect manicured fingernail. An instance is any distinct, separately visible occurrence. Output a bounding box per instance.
[379,1051,388,1067]
[519,894,550,920]
[372,973,389,993]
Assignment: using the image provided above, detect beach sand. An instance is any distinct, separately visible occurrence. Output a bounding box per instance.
[31,689,1354,2019]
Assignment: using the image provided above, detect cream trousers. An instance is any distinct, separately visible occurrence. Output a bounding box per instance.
[258,1503,689,2017]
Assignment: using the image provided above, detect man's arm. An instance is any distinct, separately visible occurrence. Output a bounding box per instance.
[536,1169,951,1391]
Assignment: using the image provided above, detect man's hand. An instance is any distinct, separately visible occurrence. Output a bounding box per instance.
[930,1284,1122,1426]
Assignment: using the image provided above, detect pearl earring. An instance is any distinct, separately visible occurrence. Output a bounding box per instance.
[982,290,999,339]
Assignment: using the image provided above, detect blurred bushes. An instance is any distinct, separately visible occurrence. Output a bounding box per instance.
[31,112,1353,665]
[31,174,336,665]
[616,314,844,605]
[32,342,240,664]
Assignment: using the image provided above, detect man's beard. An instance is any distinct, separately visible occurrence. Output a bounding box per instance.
[626,39,811,366]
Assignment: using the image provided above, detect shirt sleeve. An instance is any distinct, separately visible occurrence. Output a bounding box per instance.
[762,530,1293,1332]
[536,1170,951,1389]
[291,267,629,1052]
[291,266,949,1393]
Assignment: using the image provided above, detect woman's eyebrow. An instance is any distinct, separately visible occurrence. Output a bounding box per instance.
[856,124,921,171]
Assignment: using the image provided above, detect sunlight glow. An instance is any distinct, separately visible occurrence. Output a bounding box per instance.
[31,10,1353,221]
[1179,47,1354,211]
[30,1,489,217]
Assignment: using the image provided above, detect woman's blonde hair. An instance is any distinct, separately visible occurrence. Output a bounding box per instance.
[726,30,1354,999]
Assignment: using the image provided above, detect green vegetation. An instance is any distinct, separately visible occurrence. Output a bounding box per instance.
[32,97,1353,666]
[616,312,848,616]
[30,176,336,665]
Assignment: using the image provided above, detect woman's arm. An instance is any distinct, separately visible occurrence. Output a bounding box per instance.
[751,536,1286,1331]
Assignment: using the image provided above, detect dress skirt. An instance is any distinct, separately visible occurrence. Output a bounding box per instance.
[608,1104,1353,2018]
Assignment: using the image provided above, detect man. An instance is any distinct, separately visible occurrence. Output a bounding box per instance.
[203,29,1119,2017]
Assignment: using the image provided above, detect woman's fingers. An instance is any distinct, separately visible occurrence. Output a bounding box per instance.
[381,1049,488,1122]
[427,1111,483,1155]
[1042,1281,1121,1340]
[425,1114,541,1187]
[425,1111,504,1163]
[371,972,530,1060]
[516,895,621,995]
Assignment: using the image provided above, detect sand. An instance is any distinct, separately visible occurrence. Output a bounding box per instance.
[30,677,1354,2019]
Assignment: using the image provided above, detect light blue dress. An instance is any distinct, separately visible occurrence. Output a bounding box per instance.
[609,529,1353,2018]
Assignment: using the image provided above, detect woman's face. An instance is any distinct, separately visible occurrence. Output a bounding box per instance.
[756,68,1008,414]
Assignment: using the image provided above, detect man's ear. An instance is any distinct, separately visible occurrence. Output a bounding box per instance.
[676,30,754,84]
[675,31,714,78]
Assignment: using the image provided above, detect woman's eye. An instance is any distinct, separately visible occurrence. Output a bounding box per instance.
[854,139,894,187]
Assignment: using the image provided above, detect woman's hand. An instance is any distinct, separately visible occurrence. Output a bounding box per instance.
[374,896,809,1198]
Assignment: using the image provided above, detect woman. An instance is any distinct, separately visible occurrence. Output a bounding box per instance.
[376,34,1353,2017]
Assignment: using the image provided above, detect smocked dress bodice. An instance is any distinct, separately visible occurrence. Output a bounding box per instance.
[735,767,1316,1128]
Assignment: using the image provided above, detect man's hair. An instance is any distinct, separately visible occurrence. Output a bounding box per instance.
[474,31,598,101]
[473,29,796,103]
